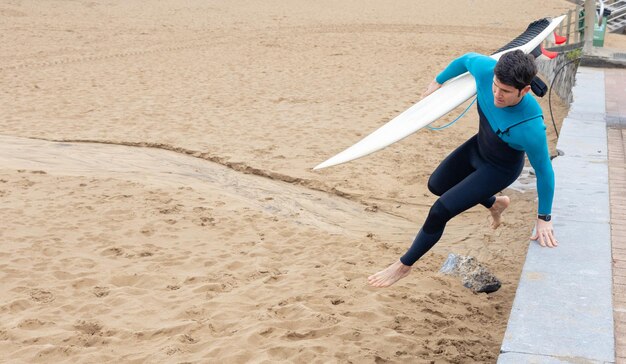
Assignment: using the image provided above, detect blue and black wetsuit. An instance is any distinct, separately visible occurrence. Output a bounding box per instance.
[400,53,555,266]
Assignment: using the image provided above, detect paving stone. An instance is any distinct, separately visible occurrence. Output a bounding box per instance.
[550,158,609,223]
[498,352,605,364]
[615,267,626,278]
[565,110,606,122]
[522,220,611,276]
[560,117,608,138]
[614,228,626,237]
[556,131,607,159]
[613,247,626,254]
[617,298,626,308]
[616,284,626,295]
[570,68,605,114]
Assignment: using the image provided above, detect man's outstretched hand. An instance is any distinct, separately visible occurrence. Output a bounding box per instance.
[531,219,558,248]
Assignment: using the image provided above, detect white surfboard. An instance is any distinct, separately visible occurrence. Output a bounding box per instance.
[314,15,566,170]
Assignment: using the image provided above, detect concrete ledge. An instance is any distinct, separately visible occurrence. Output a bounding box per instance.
[498,67,615,363]
[550,157,609,223]
[499,352,610,364]
[580,48,626,69]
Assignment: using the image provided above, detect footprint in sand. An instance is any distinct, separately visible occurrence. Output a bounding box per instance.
[163,345,182,355]
[29,289,55,304]
[192,216,215,227]
[101,247,124,257]
[16,178,35,188]
[178,333,198,344]
[73,320,103,335]
[17,318,51,329]
[93,286,110,297]
[140,226,155,236]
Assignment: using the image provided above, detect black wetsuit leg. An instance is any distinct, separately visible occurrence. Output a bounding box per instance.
[399,135,524,266]
[427,135,497,209]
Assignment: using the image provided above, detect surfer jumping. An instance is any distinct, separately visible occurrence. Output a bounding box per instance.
[368,50,557,288]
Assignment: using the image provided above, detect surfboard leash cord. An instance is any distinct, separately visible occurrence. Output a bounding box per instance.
[426,97,478,131]
[548,57,582,138]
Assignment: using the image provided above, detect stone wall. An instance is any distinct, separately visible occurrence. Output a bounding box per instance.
[536,50,581,105]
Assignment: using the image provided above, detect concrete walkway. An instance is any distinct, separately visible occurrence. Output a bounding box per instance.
[498,64,626,363]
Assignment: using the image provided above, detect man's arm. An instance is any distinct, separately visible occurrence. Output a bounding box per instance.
[526,143,554,215]
[422,53,489,99]
[524,125,558,248]
[435,52,483,84]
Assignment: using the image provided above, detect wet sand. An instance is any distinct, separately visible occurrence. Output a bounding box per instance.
[1,1,573,362]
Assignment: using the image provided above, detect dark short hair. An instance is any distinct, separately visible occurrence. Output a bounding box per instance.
[494,50,537,90]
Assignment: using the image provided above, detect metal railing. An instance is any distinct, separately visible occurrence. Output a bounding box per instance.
[606,0,626,32]
[552,5,585,46]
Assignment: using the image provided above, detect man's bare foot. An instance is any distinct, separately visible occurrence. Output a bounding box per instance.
[489,195,510,229]
[367,260,412,287]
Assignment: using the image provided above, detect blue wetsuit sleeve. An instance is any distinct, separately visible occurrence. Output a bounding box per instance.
[522,123,555,215]
[435,53,484,84]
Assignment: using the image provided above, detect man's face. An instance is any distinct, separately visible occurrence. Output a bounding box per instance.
[492,77,530,108]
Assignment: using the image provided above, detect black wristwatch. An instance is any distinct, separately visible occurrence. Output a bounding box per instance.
[538,214,552,222]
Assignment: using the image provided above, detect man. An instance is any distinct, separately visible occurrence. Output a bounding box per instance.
[368,50,558,288]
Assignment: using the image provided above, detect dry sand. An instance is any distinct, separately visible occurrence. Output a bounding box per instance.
[1,1,575,363]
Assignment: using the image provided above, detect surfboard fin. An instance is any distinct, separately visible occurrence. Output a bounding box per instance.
[553,32,567,45]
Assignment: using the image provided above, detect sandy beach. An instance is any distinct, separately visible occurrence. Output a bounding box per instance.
[0,1,583,362]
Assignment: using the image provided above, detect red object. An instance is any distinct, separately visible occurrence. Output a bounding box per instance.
[541,44,558,59]
[553,32,567,45]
